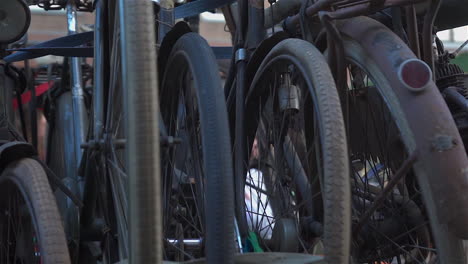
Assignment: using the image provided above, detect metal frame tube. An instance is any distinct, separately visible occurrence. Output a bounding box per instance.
[93,0,104,141]
[405,5,420,58]
[221,5,237,40]
[246,0,266,49]
[422,0,441,76]
[232,0,250,238]
[234,57,249,237]
[0,62,6,128]
[264,0,301,29]
[283,0,427,31]
[66,0,88,173]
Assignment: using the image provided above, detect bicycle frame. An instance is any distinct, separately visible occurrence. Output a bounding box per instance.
[66,0,88,180]
[44,0,89,259]
[4,0,161,262]
[224,0,468,245]
[278,0,468,236]
[0,53,16,130]
[79,0,132,258]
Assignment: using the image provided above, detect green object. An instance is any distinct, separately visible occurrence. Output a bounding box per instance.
[246,231,264,252]
[451,52,468,72]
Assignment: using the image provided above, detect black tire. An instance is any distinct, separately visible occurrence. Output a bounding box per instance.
[120,0,161,261]
[0,158,70,264]
[242,39,350,264]
[160,32,235,264]
[336,17,466,263]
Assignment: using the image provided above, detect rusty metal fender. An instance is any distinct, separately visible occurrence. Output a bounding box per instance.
[337,16,468,238]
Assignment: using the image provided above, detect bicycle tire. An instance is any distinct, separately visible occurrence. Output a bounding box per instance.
[160,32,235,263]
[336,17,466,263]
[243,39,350,263]
[119,0,161,262]
[0,158,70,264]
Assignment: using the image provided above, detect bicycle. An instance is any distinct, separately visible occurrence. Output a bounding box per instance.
[4,0,237,263]
[261,0,468,262]
[218,0,352,263]
[0,0,71,263]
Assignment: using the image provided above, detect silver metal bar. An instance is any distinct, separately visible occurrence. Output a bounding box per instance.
[66,0,88,177]
[234,218,244,253]
[453,39,468,57]
[166,239,203,247]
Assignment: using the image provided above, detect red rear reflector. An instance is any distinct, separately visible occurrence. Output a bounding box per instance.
[398,59,432,92]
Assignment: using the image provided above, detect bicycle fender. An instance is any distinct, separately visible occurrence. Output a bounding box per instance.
[245,31,289,90]
[0,141,36,171]
[158,21,192,79]
[338,16,468,238]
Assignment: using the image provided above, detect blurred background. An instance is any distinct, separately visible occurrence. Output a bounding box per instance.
[438,26,468,71]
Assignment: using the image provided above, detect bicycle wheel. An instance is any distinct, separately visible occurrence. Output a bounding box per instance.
[79,0,160,262]
[335,17,466,263]
[160,32,235,263]
[82,2,128,262]
[242,39,350,263]
[0,158,70,264]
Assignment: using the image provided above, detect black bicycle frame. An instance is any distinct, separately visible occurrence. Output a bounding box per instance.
[225,0,268,239]
[0,47,17,132]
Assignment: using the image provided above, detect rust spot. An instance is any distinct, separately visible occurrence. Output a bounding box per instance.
[431,134,457,152]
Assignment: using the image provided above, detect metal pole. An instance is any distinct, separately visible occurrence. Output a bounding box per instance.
[246,0,265,49]
[405,5,420,58]
[93,0,104,142]
[66,0,88,177]
[422,0,441,76]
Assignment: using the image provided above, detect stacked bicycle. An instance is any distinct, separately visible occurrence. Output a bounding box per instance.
[220,0,468,263]
[1,0,468,263]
